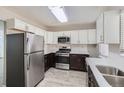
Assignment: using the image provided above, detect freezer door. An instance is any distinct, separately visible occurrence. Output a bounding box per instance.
[26,52,44,87]
[25,33,44,53]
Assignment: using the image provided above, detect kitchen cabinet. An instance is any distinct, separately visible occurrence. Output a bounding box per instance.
[88,66,99,87]
[34,27,45,36]
[79,30,88,44]
[70,54,89,71]
[70,30,88,44]
[87,29,96,44]
[7,18,27,31]
[44,53,55,72]
[120,11,124,51]
[104,10,120,44]
[96,14,104,43]
[96,10,120,44]
[45,29,96,45]
[53,32,58,44]
[63,31,71,37]
[70,31,79,44]
[46,31,54,44]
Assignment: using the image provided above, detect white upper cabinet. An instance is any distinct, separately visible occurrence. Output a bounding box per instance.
[79,30,88,44]
[70,31,79,44]
[87,29,96,44]
[7,18,27,31]
[96,13,104,43]
[53,32,58,44]
[104,10,120,44]
[7,18,45,37]
[26,24,35,33]
[63,31,71,37]
[120,10,124,50]
[45,31,53,44]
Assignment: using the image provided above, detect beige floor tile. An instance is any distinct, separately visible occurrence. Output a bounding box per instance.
[37,68,88,87]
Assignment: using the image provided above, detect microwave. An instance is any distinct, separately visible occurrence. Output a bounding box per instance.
[58,36,70,44]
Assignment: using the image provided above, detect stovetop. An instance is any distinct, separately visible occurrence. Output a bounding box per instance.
[56,48,71,54]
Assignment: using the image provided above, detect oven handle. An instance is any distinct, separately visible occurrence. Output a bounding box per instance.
[56,55,69,57]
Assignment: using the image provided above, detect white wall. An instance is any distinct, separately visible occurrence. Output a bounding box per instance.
[87,44,98,57]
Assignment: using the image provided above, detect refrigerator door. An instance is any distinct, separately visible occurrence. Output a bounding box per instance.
[25,33,44,54]
[0,21,5,86]
[26,52,44,87]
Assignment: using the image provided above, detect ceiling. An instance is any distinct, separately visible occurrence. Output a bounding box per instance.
[3,6,124,31]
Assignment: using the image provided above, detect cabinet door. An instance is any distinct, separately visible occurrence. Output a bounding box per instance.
[120,11,124,50]
[7,18,26,31]
[63,31,71,37]
[35,28,45,36]
[96,14,104,43]
[88,29,96,44]
[53,32,58,44]
[46,32,53,44]
[14,19,27,31]
[104,10,120,44]
[70,54,86,71]
[70,31,79,44]
[79,30,88,44]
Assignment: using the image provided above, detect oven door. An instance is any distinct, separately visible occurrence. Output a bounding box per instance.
[55,55,70,70]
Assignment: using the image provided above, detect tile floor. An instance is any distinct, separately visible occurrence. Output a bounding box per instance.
[37,68,88,87]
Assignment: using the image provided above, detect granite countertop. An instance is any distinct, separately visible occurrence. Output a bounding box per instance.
[86,57,124,87]
[70,51,89,54]
[44,51,90,55]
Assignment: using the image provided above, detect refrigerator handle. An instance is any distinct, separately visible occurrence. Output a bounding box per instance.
[29,56,30,69]
[27,55,30,70]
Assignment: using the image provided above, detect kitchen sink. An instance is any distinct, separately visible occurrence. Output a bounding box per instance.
[96,65,117,75]
[96,65,124,76]
[96,65,124,87]
[103,75,124,87]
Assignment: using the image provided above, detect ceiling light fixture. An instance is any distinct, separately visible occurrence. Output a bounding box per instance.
[48,6,68,23]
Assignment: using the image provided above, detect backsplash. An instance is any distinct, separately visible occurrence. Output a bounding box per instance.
[45,44,96,56]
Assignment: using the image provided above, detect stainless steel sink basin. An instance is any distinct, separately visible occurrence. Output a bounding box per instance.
[96,65,117,75]
[103,75,124,87]
[96,65,124,76]
[96,65,124,87]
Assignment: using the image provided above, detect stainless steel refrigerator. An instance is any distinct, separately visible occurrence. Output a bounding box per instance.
[7,33,44,87]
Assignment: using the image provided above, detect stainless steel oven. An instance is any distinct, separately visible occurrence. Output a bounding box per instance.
[55,49,71,70]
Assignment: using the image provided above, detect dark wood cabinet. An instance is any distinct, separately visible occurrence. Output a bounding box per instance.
[44,53,55,72]
[88,66,99,87]
[70,54,89,72]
